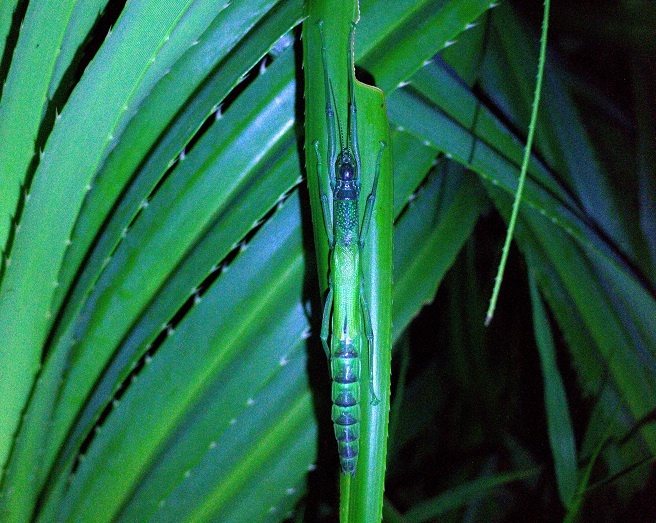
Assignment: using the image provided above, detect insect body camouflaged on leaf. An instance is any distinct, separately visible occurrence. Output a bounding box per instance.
[312,19,385,476]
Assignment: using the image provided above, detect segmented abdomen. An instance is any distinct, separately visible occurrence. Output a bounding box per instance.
[331,209,361,475]
[331,337,361,475]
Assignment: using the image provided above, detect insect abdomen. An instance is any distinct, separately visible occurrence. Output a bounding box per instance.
[331,339,361,475]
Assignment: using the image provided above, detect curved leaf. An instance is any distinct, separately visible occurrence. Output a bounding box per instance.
[0,0,207,482]
[303,1,393,520]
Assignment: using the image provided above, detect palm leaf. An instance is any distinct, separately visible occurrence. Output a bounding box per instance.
[0,0,653,521]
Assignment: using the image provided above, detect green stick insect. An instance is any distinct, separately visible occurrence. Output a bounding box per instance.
[312,20,385,476]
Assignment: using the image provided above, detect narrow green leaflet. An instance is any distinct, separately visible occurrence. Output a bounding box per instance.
[304,0,392,520]
[358,0,493,93]
[404,468,540,522]
[0,0,77,251]
[393,164,487,340]
[529,274,578,508]
[486,0,550,323]
[0,0,20,73]
[47,0,110,101]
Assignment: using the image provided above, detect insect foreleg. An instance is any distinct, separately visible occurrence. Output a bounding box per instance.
[320,278,334,360]
[313,140,334,247]
[359,141,386,249]
[359,276,379,405]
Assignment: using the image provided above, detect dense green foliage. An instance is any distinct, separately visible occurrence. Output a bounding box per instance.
[0,0,653,521]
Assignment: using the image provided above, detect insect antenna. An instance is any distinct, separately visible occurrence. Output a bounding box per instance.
[329,78,347,154]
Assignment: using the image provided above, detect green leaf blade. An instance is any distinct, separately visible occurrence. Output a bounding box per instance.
[0,0,214,485]
[359,0,493,93]
[529,274,578,508]
[48,191,308,522]
[43,47,297,477]
[0,0,77,251]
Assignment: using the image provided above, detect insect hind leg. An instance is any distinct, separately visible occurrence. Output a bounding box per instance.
[320,278,334,360]
[360,276,380,406]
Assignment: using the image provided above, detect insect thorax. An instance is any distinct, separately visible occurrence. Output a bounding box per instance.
[333,200,359,245]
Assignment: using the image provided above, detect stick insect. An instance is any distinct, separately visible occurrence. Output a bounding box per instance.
[312,19,385,476]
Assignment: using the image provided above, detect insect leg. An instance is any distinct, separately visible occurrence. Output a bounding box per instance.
[347,22,361,179]
[360,276,380,405]
[359,141,386,249]
[313,140,334,247]
[320,277,334,360]
[318,20,337,191]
